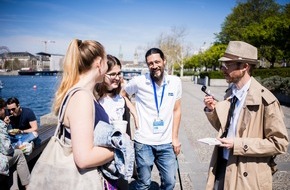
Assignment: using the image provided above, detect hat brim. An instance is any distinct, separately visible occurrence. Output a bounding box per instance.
[219,56,259,65]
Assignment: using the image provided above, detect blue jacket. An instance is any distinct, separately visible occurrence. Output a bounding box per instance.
[94,121,134,180]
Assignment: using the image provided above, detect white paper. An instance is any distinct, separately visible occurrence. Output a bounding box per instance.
[197,138,221,146]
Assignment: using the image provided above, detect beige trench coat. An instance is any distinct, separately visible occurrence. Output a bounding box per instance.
[205,77,288,190]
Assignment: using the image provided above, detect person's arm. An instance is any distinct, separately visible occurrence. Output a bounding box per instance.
[172,99,181,155]
[21,120,38,133]
[67,91,114,169]
[232,101,288,157]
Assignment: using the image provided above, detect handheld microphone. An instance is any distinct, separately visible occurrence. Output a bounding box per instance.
[201,85,218,101]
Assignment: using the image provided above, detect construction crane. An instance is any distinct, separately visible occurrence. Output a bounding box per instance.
[42,40,55,53]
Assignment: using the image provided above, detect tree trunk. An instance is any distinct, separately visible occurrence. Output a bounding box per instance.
[180,64,184,77]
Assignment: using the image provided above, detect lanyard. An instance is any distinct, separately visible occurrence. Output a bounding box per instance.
[152,78,165,117]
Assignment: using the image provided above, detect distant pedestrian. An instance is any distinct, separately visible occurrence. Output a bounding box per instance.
[124,48,182,190]
[203,41,289,190]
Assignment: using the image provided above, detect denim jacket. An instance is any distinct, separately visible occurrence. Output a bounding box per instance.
[93,121,134,180]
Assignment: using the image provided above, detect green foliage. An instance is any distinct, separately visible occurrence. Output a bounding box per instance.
[258,75,290,96]
[174,70,196,76]
[199,71,224,79]
[184,44,227,70]
[252,67,290,79]
[215,0,290,66]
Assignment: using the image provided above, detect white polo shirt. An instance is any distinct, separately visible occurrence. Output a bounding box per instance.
[124,72,182,145]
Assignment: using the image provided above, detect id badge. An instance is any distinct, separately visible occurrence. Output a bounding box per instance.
[153,118,164,134]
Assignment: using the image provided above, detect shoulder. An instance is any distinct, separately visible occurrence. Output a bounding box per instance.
[126,74,148,88]
[70,89,94,103]
[250,78,277,105]
[22,107,35,114]
[166,75,182,88]
[132,74,147,82]
[167,75,181,82]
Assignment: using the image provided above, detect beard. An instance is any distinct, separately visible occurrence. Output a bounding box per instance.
[150,68,164,83]
[224,70,246,84]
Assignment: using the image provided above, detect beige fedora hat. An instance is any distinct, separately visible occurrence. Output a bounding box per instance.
[219,41,259,64]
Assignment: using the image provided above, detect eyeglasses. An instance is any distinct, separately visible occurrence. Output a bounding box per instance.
[106,72,123,79]
[220,62,242,70]
[8,108,17,112]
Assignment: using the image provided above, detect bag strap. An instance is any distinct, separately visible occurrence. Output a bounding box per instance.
[53,87,82,137]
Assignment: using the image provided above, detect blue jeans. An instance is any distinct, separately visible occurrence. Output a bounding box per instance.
[10,133,37,148]
[134,141,176,190]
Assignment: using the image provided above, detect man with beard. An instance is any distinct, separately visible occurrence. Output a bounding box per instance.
[203,41,288,190]
[124,48,182,190]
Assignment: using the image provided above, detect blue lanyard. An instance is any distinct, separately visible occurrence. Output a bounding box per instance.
[152,78,165,117]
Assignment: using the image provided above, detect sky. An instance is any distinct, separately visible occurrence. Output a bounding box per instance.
[0,0,288,61]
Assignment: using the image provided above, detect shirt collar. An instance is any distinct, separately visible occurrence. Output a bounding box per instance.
[232,79,251,101]
[145,72,169,86]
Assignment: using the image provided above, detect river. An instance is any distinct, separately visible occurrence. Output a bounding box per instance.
[0,75,60,123]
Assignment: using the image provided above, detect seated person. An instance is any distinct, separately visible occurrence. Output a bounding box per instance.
[5,97,38,145]
[0,98,30,189]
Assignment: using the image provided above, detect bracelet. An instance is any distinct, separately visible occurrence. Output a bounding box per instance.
[21,130,24,134]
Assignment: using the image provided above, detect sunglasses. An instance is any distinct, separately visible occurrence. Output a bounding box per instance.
[8,108,17,112]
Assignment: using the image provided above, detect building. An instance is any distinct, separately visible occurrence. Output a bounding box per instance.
[0,52,37,70]
[36,52,64,71]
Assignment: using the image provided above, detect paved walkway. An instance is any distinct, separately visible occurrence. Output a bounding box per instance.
[129,81,290,190]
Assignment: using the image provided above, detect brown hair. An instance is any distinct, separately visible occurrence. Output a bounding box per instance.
[95,54,122,98]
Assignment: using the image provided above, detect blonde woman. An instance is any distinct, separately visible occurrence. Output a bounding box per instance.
[53,39,115,188]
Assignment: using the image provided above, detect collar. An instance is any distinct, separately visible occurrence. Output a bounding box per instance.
[232,78,251,101]
[145,72,169,86]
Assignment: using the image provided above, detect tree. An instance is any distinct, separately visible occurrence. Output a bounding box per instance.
[156,26,191,76]
[202,44,227,70]
[215,0,289,67]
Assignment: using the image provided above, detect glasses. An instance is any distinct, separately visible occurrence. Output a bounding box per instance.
[8,108,17,112]
[106,72,123,79]
[220,62,242,70]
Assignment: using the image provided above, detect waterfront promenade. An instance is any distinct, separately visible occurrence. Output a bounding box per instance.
[129,80,290,190]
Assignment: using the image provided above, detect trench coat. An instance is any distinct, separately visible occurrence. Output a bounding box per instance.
[205,77,288,190]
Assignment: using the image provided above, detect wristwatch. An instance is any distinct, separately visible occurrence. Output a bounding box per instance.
[21,130,24,134]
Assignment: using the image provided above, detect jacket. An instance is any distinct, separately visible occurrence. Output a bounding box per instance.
[94,121,134,181]
[205,77,288,190]
[0,120,13,176]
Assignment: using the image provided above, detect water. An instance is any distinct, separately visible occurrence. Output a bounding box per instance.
[0,75,60,123]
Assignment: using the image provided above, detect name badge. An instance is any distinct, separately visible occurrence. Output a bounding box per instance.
[153,118,164,134]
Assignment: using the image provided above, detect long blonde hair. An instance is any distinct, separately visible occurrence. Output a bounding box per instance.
[53,39,105,114]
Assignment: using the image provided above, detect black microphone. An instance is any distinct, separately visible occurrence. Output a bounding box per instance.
[201,85,218,101]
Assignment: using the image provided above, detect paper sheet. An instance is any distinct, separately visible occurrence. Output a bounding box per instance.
[197,138,221,146]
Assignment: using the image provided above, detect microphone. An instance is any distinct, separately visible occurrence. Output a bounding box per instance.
[201,85,218,101]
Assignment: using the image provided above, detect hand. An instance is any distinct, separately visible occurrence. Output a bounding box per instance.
[204,95,216,111]
[217,137,234,149]
[172,138,181,155]
[4,116,11,124]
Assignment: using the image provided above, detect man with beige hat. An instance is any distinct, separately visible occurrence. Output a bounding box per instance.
[203,41,288,190]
